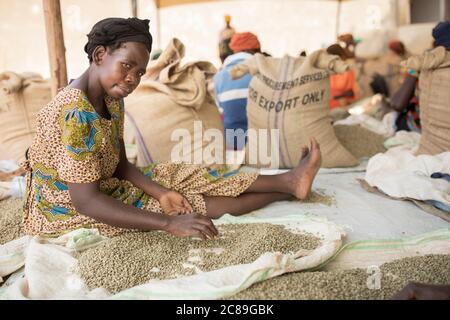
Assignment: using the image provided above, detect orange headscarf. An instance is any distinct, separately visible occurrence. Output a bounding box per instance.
[229,32,261,53]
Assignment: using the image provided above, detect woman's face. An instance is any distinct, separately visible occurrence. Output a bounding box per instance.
[97,42,150,99]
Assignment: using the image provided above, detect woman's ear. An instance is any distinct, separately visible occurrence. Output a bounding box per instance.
[92,45,107,65]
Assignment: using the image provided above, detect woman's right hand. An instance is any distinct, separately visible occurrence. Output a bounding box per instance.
[164,214,219,240]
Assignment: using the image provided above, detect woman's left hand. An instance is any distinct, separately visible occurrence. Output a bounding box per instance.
[158,190,194,215]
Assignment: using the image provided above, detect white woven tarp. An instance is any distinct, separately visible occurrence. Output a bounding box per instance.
[365,147,450,206]
[321,228,450,271]
[0,214,345,300]
[2,151,450,299]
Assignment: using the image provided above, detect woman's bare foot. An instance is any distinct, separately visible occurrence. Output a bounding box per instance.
[300,145,309,160]
[289,138,322,200]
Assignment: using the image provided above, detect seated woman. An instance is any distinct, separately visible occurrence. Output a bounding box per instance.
[388,20,450,133]
[22,17,322,240]
[326,44,359,109]
[389,71,420,132]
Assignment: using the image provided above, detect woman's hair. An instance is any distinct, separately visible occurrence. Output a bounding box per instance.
[84,17,153,62]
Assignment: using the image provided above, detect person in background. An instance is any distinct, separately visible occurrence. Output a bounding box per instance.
[337,33,357,59]
[361,40,409,98]
[213,32,261,150]
[379,40,410,97]
[218,14,236,64]
[388,70,420,132]
[388,40,407,59]
[326,44,359,109]
[389,21,450,132]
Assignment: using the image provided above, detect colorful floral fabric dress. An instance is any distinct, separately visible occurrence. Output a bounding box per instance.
[23,87,258,237]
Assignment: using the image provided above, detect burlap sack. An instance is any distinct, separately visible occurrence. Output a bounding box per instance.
[229,50,358,168]
[0,72,51,163]
[124,38,225,167]
[402,46,450,155]
[334,124,386,159]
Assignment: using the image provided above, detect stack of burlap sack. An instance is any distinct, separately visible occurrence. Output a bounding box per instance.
[0,72,51,164]
[125,43,399,168]
[361,46,450,218]
[124,38,225,168]
[331,46,450,161]
[402,46,450,156]
[230,50,360,168]
[343,46,450,158]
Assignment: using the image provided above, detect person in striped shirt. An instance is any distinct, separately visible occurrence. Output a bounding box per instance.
[213,32,261,150]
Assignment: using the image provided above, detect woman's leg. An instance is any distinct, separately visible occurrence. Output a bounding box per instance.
[243,138,322,199]
[203,138,322,219]
[204,192,293,219]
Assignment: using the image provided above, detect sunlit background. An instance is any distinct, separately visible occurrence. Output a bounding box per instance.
[0,0,445,78]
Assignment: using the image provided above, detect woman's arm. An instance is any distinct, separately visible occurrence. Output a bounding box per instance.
[333,89,354,99]
[113,139,168,200]
[113,139,193,214]
[67,181,217,239]
[389,74,417,112]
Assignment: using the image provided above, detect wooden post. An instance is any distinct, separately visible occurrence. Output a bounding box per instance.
[335,0,342,39]
[43,0,68,97]
[131,0,138,17]
[155,0,161,49]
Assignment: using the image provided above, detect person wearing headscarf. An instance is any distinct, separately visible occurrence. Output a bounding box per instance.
[228,32,261,54]
[23,17,217,239]
[388,40,406,58]
[432,20,450,49]
[382,40,411,96]
[83,17,152,58]
[218,15,236,63]
[326,44,359,109]
[22,18,323,241]
[337,33,357,59]
[213,32,261,150]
